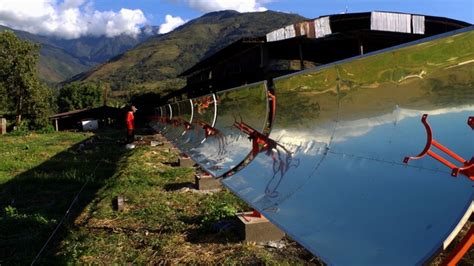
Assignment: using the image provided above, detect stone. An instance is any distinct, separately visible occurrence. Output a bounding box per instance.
[178,156,195,167]
[195,173,222,191]
[236,211,285,243]
[150,141,163,147]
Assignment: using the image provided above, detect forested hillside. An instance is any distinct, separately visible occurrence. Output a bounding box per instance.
[72,10,306,94]
[0,25,158,84]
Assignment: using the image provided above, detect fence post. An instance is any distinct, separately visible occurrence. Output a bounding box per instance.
[0,118,6,134]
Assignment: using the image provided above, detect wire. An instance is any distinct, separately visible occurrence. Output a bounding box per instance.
[30,160,102,265]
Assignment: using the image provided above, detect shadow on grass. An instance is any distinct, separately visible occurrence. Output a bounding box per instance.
[176,212,241,245]
[0,130,131,264]
[184,221,242,245]
[163,182,195,191]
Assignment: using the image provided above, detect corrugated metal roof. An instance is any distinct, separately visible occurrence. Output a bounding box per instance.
[50,108,89,119]
[50,106,122,119]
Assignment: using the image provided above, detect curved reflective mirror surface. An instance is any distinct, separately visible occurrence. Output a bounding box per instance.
[189,82,268,177]
[222,28,474,265]
[175,94,217,154]
[162,102,185,142]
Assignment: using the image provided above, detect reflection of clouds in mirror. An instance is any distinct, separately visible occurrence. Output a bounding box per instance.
[273,105,474,150]
[191,133,251,174]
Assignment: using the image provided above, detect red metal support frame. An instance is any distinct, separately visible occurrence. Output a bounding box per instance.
[268,90,276,125]
[197,120,218,138]
[233,120,276,156]
[468,116,474,130]
[241,210,263,222]
[170,118,192,131]
[403,114,474,181]
[442,225,473,266]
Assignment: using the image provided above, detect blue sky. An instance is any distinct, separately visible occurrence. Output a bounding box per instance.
[0,0,472,39]
[95,0,473,25]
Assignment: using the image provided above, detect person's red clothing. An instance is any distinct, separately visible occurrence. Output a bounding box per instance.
[126,111,135,130]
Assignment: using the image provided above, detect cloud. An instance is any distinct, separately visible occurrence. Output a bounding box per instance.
[159,14,187,34]
[185,0,271,13]
[0,0,147,39]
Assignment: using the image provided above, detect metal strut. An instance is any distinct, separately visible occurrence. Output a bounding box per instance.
[171,118,192,131]
[233,119,291,157]
[403,114,474,181]
[197,120,218,138]
[234,120,275,156]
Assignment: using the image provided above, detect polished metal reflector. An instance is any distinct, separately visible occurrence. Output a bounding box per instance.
[158,104,172,136]
[222,28,474,265]
[187,83,268,177]
[175,94,217,154]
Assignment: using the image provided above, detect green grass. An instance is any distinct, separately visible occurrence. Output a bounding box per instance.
[0,132,89,183]
[0,130,317,264]
[1,130,470,265]
[0,130,130,264]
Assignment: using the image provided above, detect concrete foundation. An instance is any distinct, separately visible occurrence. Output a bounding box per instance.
[195,173,221,191]
[179,156,195,167]
[0,118,6,135]
[236,212,285,243]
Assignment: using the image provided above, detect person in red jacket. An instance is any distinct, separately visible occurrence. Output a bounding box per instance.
[126,105,137,144]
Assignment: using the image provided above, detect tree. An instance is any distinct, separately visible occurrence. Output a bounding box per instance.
[0,82,7,116]
[57,82,103,112]
[0,31,53,128]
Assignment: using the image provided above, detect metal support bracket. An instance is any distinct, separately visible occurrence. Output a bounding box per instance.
[197,120,218,138]
[403,114,474,181]
[233,120,277,156]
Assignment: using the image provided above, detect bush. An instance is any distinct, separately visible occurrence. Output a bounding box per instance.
[201,201,237,231]
[8,120,30,136]
[36,124,56,134]
[57,82,103,112]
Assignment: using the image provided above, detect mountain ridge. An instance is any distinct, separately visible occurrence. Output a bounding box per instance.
[70,10,306,94]
[0,25,160,84]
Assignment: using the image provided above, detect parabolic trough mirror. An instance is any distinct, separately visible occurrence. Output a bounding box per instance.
[154,27,474,265]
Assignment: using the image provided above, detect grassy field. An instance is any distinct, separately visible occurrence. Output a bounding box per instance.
[0,130,317,264]
[0,130,471,264]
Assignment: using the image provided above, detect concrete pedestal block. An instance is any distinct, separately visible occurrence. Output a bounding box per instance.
[179,156,195,167]
[236,212,285,243]
[195,173,221,191]
[0,118,6,135]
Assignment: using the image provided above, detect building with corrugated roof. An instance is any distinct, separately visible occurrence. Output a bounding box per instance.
[165,11,470,101]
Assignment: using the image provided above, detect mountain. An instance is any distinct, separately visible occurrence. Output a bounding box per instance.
[71,10,306,94]
[0,25,158,84]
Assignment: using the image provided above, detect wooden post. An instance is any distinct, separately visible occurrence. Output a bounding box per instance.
[54,119,59,131]
[0,118,6,134]
[299,42,304,70]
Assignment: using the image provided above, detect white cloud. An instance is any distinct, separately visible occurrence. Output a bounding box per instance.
[159,14,187,34]
[0,0,147,39]
[185,0,271,13]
